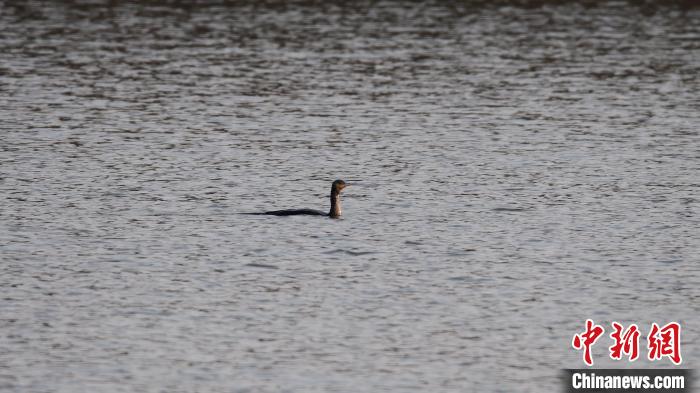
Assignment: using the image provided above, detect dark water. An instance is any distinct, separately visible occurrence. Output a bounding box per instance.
[1,1,699,392]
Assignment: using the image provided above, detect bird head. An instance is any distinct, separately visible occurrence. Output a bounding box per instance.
[332,179,347,193]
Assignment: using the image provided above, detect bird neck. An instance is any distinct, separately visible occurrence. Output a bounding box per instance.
[329,190,342,218]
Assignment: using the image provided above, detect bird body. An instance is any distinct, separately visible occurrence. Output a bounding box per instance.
[247,180,347,218]
[258,208,326,216]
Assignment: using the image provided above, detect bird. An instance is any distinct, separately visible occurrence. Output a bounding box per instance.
[246,179,348,218]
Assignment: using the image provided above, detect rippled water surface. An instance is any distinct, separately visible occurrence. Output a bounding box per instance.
[2,1,700,392]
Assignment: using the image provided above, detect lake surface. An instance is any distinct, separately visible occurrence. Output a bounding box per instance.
[1,1,699,392]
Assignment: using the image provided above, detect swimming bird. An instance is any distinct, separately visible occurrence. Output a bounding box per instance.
[249,179,348,218]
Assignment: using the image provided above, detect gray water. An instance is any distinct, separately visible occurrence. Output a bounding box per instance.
[1,1,700,392]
